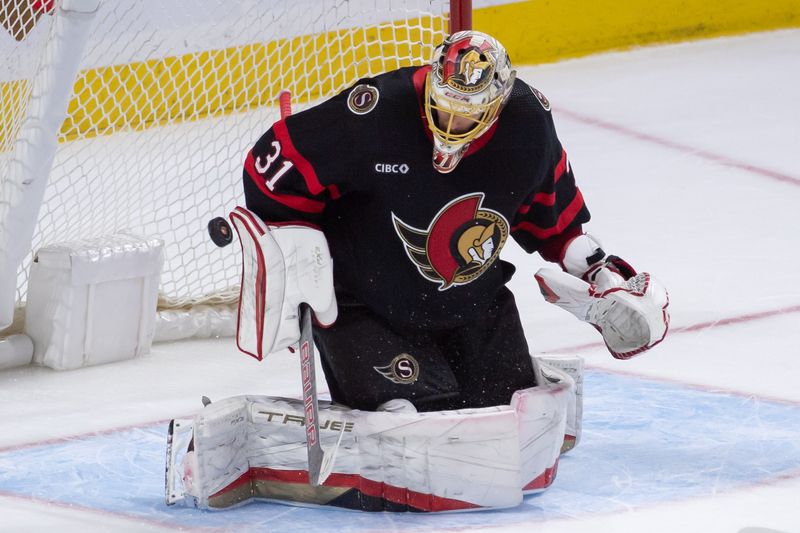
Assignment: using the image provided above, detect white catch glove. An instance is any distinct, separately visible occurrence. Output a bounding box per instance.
[536,234,669,359]
[229,206,337,360]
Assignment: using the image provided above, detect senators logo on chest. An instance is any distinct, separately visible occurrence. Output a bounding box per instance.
[392,193,509,290]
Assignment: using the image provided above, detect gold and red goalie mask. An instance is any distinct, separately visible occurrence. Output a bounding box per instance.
[424,30,516,173]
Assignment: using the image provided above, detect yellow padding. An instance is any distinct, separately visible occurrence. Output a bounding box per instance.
[1,79,30,152]
[4,0,799,146]
[0,16,445,147]
[475,0,800,65]
[61,16,446,141]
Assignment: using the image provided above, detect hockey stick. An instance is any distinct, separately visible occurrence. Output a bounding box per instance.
[277,89,341,485]
[210,90,340,485]
[299,302,343,486]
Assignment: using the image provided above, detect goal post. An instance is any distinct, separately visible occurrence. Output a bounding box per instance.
[0,0,472,368]
[1,0,99,332]
[449,0,472,33]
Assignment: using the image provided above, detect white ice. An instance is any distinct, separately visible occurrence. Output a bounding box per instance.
[1,29,799,533]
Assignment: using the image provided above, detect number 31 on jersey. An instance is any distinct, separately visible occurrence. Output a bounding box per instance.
[255,140,294,191]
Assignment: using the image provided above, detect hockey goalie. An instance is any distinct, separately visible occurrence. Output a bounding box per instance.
[165,30,669,512]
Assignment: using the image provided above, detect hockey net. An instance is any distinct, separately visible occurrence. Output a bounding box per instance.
[0,0,458,344]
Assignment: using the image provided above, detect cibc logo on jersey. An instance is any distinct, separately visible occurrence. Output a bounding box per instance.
[392,193,509,291]
[375,162,409,174]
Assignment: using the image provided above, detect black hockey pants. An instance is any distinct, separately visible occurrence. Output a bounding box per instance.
[313,286,536,412]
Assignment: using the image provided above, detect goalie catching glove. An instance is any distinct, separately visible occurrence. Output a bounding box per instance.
[536,234,669,359]
[228,206,337,359]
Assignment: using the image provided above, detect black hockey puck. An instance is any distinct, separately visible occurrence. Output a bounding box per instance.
[208,217,234,247]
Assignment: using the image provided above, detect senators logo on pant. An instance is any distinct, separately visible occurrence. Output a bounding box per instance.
[373,353,420,384]
[392,193,509,290]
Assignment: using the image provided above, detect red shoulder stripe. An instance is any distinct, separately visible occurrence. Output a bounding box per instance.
[268,220,322,230]
[245,151,325,213]
[273,119,326,196]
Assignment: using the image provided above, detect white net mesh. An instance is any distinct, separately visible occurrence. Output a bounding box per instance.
[1,0,55,180]
[2,0,450,335]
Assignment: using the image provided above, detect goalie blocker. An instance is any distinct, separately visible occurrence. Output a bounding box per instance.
[228,206,337,358]
[165,356,583,512]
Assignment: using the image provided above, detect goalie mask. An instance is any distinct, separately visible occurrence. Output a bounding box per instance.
[425,31,516,173]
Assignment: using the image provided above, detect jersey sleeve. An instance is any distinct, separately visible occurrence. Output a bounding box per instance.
[243,119,340,227]
[511,135,591,263]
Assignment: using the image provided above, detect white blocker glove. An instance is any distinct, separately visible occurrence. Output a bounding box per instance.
[228,206,337,360]
[535,234,669,359]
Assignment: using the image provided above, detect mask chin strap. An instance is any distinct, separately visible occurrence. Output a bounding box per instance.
[432,141,469,174]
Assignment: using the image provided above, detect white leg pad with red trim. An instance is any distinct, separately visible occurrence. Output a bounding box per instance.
[538,356,583,454]
[228,206,337,359]
[164,359,577,512]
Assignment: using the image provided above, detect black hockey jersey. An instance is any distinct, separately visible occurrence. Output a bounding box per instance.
[243,66,590,330]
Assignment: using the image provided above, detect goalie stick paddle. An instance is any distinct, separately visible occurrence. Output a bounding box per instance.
[299,303,344,486]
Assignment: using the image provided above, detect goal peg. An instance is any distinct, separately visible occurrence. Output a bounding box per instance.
[208,217,234,247]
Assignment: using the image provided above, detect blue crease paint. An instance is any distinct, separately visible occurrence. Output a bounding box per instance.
[2,371,799,532]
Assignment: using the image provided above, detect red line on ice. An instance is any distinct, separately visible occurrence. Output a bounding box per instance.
[0,490,220,532]
[0,416,176,454]
[2,306,799,451]
[558,108,800,187]
[547,303,800,354]
[545,303,800,405]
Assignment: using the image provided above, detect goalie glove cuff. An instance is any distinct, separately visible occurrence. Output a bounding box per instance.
[585,255,636,282]
[561,234,606,278]
[562,234,637,292]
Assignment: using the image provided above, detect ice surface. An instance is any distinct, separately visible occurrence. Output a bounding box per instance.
[1,29,799,532]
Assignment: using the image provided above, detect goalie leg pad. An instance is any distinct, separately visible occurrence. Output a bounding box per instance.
[537,356,584,453]
[165,418,195,506]
[164,364,578,512]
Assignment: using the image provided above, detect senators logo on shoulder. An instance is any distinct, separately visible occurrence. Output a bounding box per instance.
[392,193,509,290]
[347,84,380,115]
